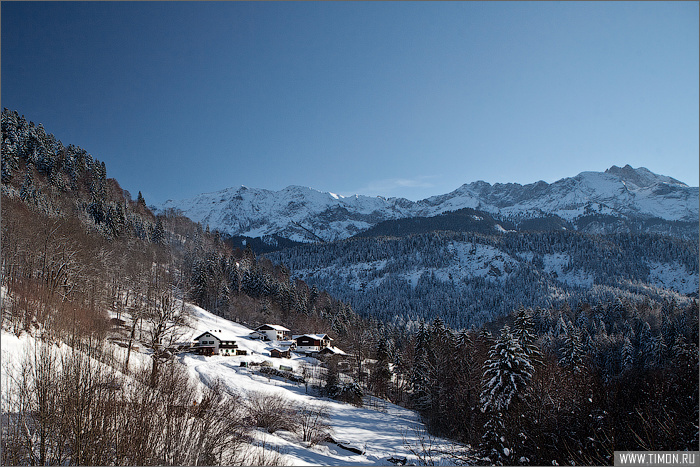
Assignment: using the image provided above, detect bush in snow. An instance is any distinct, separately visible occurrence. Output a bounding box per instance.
[257,365,304,383]
[294,402,331,446]
[245,392,297,434]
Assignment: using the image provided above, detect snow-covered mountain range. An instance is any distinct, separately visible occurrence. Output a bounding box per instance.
[157,165,699,242]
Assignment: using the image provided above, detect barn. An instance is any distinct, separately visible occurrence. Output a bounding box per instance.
[270,348,291,358]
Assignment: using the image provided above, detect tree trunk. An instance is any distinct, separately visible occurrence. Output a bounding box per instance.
[124,317,139,373]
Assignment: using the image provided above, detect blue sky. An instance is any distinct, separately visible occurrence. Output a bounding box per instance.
[2,1,698,204]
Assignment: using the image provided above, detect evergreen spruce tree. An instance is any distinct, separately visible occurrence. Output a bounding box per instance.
[513,306,543,366]
[646,334,667,368]
[480,325,534,464]
[19,169,34,201]
[481,325,533,413]
[410,322,433,412]
[621,336,635,370]
[559,322,585,374]
[1,128,19,183]
[152,216,165,245]
[370,337,392,399]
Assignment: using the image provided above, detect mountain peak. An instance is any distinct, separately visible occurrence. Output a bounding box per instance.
[605,164,687,188]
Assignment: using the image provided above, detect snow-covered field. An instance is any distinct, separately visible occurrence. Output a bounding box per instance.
[172,304,457,465]
[1,302,459,466]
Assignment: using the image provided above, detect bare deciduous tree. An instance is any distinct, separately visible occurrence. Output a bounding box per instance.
[295,402,331,446]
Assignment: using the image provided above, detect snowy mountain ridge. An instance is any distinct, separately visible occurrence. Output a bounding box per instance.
[157,165,699,242]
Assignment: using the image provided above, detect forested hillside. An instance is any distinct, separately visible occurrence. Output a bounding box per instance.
[355,207,698,241]
[0,109,372,465]
[374,301,698,464]
[268,229,698,329]
[1,108,359,340]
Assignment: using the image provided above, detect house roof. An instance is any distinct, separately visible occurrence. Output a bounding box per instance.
[320,346,347,355]
[255,324,291,332]
[274,340,297,348]
[193,329,238,343]
[293,333,333,341]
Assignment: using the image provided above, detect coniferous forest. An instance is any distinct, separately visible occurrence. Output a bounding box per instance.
[1,108,698,465]
[268,229,698,329]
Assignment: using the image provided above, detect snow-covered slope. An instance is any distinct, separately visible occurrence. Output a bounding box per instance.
[157,165,698,242]
[1,303,459,466]
[175,305,456,465]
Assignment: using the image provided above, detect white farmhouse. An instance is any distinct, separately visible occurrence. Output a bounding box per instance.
[193,330,239,356]
[251,324,291,342]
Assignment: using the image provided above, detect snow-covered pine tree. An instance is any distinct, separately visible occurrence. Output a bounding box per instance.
[559,322,585,374]
[1,111,20,182]
[19,169,34,202]
[621,336,634,370]
[513,306,543,366]
[645,334,667,368]
[410,322,433,412]
[151,216,165,245]
[480,325,534,464]
[369,336,392,399]
[481,325,534,413]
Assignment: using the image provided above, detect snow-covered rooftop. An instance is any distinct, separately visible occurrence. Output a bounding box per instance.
[293,333,333,341]
[194,329,239,343]
[321,346,347,355]
[256,323,291,332]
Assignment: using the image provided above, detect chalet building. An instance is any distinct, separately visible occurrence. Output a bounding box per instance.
[251,324,291,342]
[293,333,333,354]
[270,348,291,358]
[193,330,239,356]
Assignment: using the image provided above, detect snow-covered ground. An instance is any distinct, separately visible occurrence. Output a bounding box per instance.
[1,302,460,466]
[647,261,699,295]
[173,304,457,465]
[542,253,595,288]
